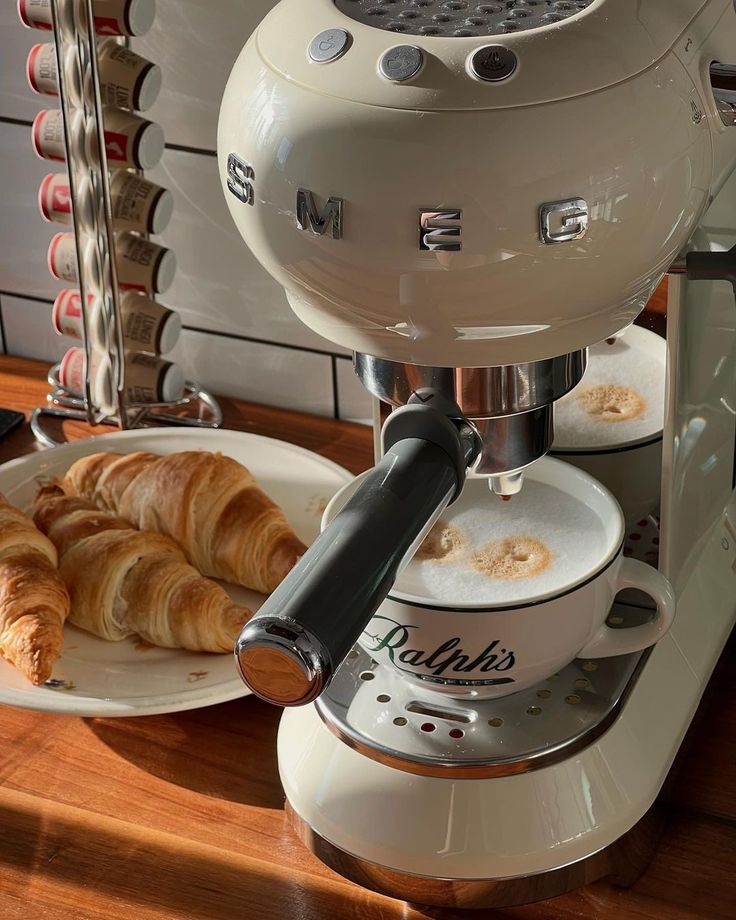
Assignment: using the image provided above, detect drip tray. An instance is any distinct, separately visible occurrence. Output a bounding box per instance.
[316,602,651,778]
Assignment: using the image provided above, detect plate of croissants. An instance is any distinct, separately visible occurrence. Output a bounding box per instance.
[0,427,353,716]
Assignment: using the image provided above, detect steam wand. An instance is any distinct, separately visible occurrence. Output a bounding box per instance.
[235,391,482,707]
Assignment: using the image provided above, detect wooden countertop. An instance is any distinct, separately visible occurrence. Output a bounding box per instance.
[0,354,733,920]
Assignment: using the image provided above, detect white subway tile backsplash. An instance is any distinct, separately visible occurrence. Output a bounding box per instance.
[0,121,63,301]
[148,146,350,355]
[135,0,277,151]
[1,294,74,363]
[0,5,41,122]
[169,328,336,417]
[335,358,372,425]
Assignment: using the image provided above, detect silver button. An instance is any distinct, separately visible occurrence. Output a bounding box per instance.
[379,45,424,82]
[470,45,518,81]
[309,29,351,64]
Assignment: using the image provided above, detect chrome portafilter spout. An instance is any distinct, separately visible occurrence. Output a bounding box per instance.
[235,390,482,707]
[355,350,587,496]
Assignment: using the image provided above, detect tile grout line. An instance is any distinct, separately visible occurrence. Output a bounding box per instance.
[0,290,54,306]
[0,293,6,355]
[0,115,33,128]
[181,323,353,361]
[165,142,217,158]
[331,355,340,420]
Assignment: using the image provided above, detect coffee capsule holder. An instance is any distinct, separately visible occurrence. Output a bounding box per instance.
[25,0,222,448]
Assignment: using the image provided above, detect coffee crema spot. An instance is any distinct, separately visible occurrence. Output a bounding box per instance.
[415,521,468,564]
[471,536,552,581]
[577,384,646,423]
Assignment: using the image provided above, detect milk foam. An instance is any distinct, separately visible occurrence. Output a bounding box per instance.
[553,331,665,449]
[396,480,609,607]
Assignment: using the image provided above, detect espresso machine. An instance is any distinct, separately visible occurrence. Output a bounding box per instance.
[218,0,736,908]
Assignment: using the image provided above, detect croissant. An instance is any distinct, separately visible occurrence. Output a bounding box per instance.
[33,485,251,652]
[63,450,307,594]
[0,493,70,685]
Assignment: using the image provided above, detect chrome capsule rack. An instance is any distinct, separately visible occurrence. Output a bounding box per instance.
[23,0,222,447]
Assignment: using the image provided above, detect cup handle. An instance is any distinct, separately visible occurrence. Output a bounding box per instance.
[578,558,676,659]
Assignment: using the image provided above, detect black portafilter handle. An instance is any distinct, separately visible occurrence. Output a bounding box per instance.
[235,393,481,707]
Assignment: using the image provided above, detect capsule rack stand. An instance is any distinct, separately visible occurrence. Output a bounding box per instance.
[30,0,222,447]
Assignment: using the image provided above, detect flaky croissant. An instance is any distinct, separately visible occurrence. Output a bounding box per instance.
[63,450,306,594]
[33,485,251,652]
[0,493,70,685]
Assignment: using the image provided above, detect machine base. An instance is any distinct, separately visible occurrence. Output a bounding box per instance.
[286,800,663,909]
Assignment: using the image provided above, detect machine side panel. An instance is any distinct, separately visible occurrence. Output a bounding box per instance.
[661,172,736,596]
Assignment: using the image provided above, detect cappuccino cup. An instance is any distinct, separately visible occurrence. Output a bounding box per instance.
[323,458,675,699]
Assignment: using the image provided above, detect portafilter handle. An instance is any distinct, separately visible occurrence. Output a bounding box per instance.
[235,395,480,707]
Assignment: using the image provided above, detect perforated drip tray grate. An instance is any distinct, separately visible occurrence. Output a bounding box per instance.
[316,602,651,777]
[334,0,595,38]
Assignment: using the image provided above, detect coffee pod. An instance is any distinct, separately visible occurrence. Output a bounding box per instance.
[39,173,96,227]
[120,292,181,354]
[32,109,66,162]
[38,173,72,224]
[97,40,161,111]
[26,42,85,107]
[115,233,176,293]
[26,43,67,97]
[59,346,89,395]
[26,44,55,95]
[19,0,155,36]
[109,171,173,234]
[32,108,84,163]
[52,288,98,340]
[17,0,53,30]
[58,346,115,414]
[17,0,73,32]
[48,232,101,289]
[94,0,156,37]
[97,107,164,170]
[47,232,78,282]
[124,352,185,404]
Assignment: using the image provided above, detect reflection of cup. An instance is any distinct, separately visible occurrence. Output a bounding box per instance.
[322,460,675,700]
[551,325,666,525]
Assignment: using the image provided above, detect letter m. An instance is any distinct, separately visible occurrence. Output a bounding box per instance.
[296,189,343,240]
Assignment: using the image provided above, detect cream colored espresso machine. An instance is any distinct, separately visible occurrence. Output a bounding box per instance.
[218,0,736,908]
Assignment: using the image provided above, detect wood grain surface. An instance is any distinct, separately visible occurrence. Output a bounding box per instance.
[0,353,734,920]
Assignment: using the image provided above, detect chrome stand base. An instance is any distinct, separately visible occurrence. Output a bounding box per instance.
[286,800,663,910]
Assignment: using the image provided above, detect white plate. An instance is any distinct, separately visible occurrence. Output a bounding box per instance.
[0,428,353,717]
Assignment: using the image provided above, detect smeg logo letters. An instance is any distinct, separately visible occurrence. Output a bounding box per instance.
[226,151,588,248]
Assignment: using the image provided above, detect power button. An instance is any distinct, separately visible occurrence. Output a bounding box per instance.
[470,46,518,82]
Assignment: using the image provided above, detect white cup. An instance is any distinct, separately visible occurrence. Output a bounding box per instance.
[322,458,675,700]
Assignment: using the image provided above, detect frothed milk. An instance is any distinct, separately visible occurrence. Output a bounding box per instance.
[553,328,666,450]
[396,479,608,607]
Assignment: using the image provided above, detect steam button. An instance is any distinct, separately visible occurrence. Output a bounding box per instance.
[470,45,518,82]
[309,29,351,64]
[379,46,424,83]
